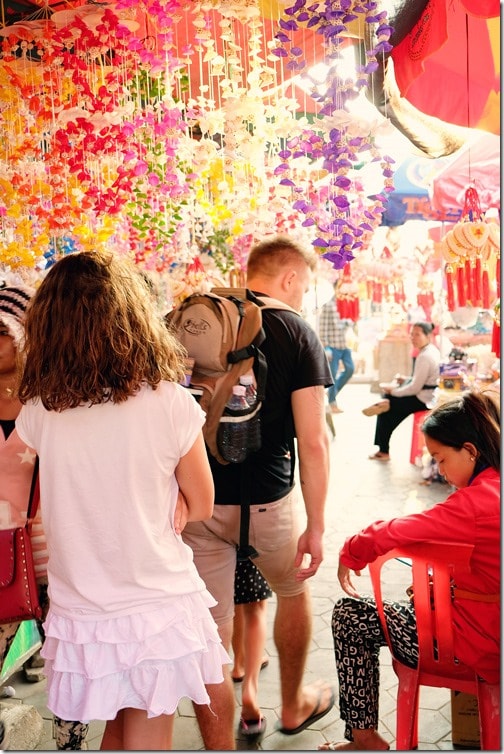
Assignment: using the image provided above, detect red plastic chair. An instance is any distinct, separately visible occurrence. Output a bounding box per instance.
[368,542,500,750]
[409,410,430,465]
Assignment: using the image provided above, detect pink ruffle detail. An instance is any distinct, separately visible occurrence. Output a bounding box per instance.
[41,592,230,722]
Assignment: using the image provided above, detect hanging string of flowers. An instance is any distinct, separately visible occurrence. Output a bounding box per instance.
[0,0,399,283]
[270,0,395,269]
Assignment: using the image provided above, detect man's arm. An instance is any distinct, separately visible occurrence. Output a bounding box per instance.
[291,384,330,580]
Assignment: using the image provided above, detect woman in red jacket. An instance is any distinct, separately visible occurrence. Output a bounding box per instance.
[319,391,500,751]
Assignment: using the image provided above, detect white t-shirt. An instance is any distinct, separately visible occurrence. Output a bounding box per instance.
[16,382,207,619]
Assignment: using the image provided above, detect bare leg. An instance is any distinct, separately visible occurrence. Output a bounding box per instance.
[101,708,174,750]
[231,604,245,680]
[275,590,333,730]
[240,600,268,721]
[192,620,236,750]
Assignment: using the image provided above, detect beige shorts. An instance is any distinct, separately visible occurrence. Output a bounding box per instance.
[182,489,307,626]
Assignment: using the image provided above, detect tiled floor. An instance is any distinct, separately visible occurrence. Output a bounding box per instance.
[2,383,471,750]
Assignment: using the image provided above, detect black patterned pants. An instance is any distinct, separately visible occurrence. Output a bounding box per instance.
[332,596,418,742]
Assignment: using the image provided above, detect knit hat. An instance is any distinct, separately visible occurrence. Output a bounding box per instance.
[0,285,34,348]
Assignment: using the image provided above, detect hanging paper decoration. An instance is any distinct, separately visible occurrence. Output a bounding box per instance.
[335,263,359,320]
[417,277,434,321]
[440,188,500,311]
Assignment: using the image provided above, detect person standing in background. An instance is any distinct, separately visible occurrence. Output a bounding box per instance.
[364,322,440,462]
[319,281,355,414]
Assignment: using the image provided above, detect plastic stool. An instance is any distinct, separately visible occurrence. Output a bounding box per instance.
[410,410,430,465]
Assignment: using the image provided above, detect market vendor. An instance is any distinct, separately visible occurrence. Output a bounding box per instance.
[363,322,440,462]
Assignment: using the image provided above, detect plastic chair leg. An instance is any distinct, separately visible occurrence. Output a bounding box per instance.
[477,681,501,750]
[394,664,421,749]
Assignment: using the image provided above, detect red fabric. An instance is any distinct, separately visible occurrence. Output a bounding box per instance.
[391,2,499,131]
[340,468,500,683]
[391,0,448,96]
[461,0,500,18]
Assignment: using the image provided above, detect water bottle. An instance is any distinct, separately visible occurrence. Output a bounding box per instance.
[218,385,250,463]
[239,374,261,452]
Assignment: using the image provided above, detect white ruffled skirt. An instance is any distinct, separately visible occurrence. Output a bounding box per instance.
[41,592,230,722]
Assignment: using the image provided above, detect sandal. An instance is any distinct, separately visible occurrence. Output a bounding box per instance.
[368,452,390,462]
[238,715,267,740]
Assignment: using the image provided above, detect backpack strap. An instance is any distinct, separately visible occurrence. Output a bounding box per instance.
[237,458,259,561]
[203,297,264,464]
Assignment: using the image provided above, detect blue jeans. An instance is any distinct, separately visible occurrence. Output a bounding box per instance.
[327,347,354,405]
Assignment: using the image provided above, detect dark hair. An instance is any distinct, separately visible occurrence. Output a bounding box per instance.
[412,321,434,336]
[19,250,186,410]
[422,391,500,473]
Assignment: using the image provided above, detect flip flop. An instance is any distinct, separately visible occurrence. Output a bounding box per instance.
[238,715,267,740]
[232,658,269,683]
[362,399,390,417]
[275,686,335,735]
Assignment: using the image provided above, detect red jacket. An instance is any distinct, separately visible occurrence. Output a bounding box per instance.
[340,468,500,683]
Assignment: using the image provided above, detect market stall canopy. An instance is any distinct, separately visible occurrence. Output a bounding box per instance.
[429,132,500,215]
[381,154,461,226]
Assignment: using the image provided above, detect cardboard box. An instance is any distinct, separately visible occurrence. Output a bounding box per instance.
[451,691,480,749]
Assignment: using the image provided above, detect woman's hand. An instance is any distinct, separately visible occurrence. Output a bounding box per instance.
[338,561,362,598]
[174,490,189,534]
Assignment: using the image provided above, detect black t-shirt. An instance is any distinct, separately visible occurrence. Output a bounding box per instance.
[210,304,333,505]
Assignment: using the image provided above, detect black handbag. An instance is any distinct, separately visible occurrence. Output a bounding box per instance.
[0,457,42,624]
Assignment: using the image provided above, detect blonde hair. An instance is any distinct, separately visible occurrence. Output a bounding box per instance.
[19,251,186,410]
[247,235,318,279]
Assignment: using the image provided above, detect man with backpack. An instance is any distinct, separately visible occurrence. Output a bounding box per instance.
[182,236,334,748]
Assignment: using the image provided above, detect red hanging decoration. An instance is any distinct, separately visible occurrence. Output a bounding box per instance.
[462,187,482,221]
[482,265,491,309]
[456,265,466,307]
[445,264,455,311]
[464,259,473,305]
[491,319,500,357]
[472,258,482,307]
[496,255,500,299]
